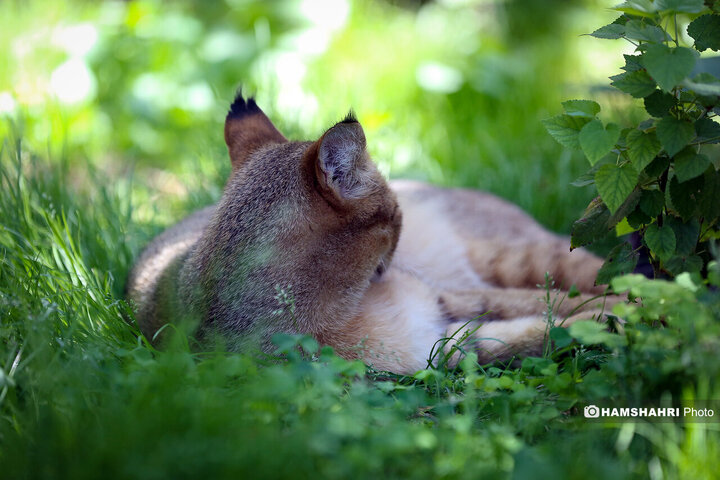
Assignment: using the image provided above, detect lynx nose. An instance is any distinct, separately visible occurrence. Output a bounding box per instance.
[371,262,385,283]
[375,262,386,276]
[370,252,391,283]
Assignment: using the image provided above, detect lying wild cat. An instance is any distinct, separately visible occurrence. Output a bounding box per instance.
[127,93,613,374]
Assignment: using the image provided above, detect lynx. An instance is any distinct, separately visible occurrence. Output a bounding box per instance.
[127,93,613,374]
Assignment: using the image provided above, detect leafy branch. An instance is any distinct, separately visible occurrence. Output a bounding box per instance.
[544,0,720,282]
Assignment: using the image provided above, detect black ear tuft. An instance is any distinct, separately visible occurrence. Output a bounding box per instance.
[227,90,261,120]
[340,109,358,124]
[224,88,287,170]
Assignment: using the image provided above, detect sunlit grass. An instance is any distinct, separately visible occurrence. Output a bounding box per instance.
[2,1,719,478]
[2,137,719,478]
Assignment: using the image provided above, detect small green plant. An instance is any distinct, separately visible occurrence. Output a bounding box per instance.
[4,130,720,480]
[544,0,720,281]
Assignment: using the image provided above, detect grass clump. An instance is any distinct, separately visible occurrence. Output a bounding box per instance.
[1,135,719,479]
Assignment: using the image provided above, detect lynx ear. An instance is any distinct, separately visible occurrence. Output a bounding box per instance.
[314,114,377,201]
[224,92,287,170]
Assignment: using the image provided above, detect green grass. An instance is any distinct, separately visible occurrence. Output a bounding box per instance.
[2,0,720,478]
[1,138,719,478]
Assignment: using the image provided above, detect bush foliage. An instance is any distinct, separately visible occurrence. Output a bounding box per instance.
[2,133,720,478]
[545,0,720,282]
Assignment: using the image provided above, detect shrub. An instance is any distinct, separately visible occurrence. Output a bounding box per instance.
[544,0,720,282]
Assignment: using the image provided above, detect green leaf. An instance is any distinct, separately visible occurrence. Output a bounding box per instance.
[655,0,705,13]
[669,175,704,220]
[611,273,649,293]
[710,261,720,288]
[571,173,595,187]
[656,116,695,156]
[644,223,676,261]
[638,118,655,130]
[568,320,626,348]
[542,114,590,150]
[614,0,657,17]
[644,155,671,179]
[626,129,662,170]
[590,23,626,39]
[693,72,720,84]
[271,333,300,354]
[674,149,710,183]
[622,54,644,72]
[687,14,720,52]
[596,242,640,285]
[665,216,700,255]
[571,170,597,188]
[643,90,676,117]
[608,189,642,227]
[627,205,652,228]
[639,188,665,217]
[571,198,612,249]
[610,71,657,98]
[562,99,601,118]
[595,163,639,213]
[699,169,720,222]
[579,120,621,165]
[641,45,697,92]
[695,117,720,144]
[299,335,320,354]
[571,158,613,187]
[624,20,670,43]
[616,217,637,235]
[665,254,703,275]
[549,327,573,348]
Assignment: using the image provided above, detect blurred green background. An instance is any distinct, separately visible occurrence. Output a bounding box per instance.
[0,0,629,245]
[4,3,720,478]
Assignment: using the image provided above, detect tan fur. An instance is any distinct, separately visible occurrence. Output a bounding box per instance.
[127,95,616,374]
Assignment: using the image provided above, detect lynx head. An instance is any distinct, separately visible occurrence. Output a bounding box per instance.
[185,92,401,339]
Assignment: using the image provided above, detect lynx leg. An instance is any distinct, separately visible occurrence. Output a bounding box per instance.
[445,308,612,364]
[438,286,619,365]
[439,288,614,321]
[330,274,618,373]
